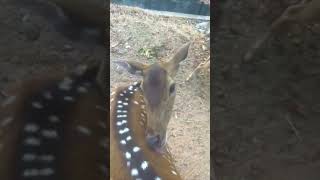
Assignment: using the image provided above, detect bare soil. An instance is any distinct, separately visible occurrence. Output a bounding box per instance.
[110,4,210,180]
[214,0,320,180]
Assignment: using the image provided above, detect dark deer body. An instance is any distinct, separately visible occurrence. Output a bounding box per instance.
[244,0,320,61]
[17,0,106,42]
[49,0,106,29]
[110,43,191,180]
[0,64,107,180]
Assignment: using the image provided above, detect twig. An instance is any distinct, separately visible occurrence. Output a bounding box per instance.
[285,113,303,142]
[186,58,210,82]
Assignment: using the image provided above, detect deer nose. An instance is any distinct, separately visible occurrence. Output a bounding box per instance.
[146,133,164,154]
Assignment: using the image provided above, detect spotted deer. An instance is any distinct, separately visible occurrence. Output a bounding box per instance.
[244,0,320,62]
[110,42,191,180]
[0,60,107,180]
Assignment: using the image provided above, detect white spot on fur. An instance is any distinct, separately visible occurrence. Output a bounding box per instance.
[48,115,59,123]
[63,96,74,102]
[24,137,40,146]
[24,123,39,133]
[141,161,148,170]
[22,154,36,161]
[32,101,43,109]
[121,120,127,124]
[125,152,131,159]
[23,169,39,177]
[119,128,129,134]
[1,96,16,107]
[117,114,127,118]
[133,146,140,152]
[1,117,13,127]
[41,129,58,138]
[58,77,73,90]
[98,121,106,129]
[131,168,139,176]
[76,125,91,136]
[73,65,87,76]
[77,86,88,93]
[39,168,54,176]
[120,140,126,145]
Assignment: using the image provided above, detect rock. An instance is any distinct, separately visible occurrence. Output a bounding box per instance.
[196,21,210,34]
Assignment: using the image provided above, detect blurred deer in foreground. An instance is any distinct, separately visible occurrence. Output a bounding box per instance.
[0,60,107,180]
[110,42,191,180]
[244,0,320,62]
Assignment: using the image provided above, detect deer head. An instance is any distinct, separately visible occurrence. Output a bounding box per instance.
[115,42,191,153]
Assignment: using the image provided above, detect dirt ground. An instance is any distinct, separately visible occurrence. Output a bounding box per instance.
[214,0,320,180]
[110,4,210,180]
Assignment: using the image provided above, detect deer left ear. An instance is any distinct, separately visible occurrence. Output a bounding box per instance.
[114,60,148,76]
[163,42,191,77]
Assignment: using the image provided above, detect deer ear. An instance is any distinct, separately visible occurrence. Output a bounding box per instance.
[163,42,191,77]
[114,60,148,76]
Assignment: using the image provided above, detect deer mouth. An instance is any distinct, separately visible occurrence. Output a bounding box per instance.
[146,134,166,154]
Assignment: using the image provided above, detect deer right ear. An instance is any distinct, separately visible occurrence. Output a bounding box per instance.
[114,61,148,76]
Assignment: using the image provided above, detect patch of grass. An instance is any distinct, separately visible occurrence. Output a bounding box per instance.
[138,45,165,61]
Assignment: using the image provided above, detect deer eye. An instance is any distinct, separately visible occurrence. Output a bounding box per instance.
[169,83,175,95]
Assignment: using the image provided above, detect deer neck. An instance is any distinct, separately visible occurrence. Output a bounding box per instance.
[110,82,181,180]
